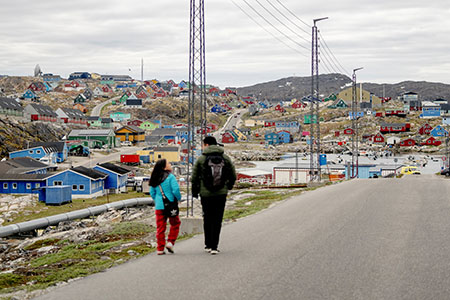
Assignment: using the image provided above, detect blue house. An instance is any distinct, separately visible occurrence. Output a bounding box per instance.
[430,125,448,137]
[9,146,56,164]
[30,142,68,163]
[23,89,37,99]
[68,72,91,80]
[46,166,107,198]
[345,164,376,179]
[43,82,53,92]
[276,121,300,133]
[258,101,269,109]
[277,131,293,144]
[211,104,226,113]
[93,163,130,194]
[421,102,441,118]
[265,132,279,145]
[0,174,49,195]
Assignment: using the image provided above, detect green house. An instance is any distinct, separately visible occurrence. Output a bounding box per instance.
[140,121,160,131]
[110,112,131,122]
[101,80,115,85]
[74,94,87,104]
[328,99,349,109]
[304,114,318,125]
[68,129,118,148]
[119,93,129,103]
[87,116,102,127]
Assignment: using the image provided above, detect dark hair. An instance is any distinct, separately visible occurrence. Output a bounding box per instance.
[150,159,167,187]
[203,136,217,146]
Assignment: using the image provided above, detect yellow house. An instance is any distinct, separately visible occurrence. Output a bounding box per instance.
[233,128,247,141]
[151,146,180,163]
[338,87,381,107]
[91,73,101,80]
[115,125,146,143]
[255,120,265,126]
[245,119,256,127]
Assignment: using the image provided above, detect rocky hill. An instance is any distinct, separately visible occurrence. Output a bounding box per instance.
[0,119,68,159]
[236,73,450,101]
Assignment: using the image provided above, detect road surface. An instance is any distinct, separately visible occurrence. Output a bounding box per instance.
[37,175,450,299]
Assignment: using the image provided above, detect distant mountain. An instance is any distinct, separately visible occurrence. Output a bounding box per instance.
[236,74,450,101]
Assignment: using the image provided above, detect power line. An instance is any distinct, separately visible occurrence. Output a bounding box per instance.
[254,0,310,44]
[319,31,351,76]
[275,0,311,28]
[230,0,307,56]
[264,0,311,36]
[240,0,310,52]
[319,43,340,74]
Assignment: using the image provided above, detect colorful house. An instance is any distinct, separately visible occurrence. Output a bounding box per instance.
[127,120,143,127]
[328,99,348,109]
[46,166,107,198]
[73,103,88,113]
[221,131,236,144]
[380,123,411,134]
[93,163,130,194]
[126,98,142,108]
[110,112,131,122]
[418,123,433,135]
[140,121,160,131]
[74,94,87,104]
[24,104,58,122]
[265,132,279,145]
[0,97,24,117]
[399,138,416,147]
[211,104,227,113]
[115,125,146,144]
[277,131,293,143]
[68,129,117,148]
[421,136,442,146]
[430,125,448,137]
[56,108,87,126]
[372,132,385,143]
[421,101,441,118]
[23,89,37,100]
[343,128,354,135]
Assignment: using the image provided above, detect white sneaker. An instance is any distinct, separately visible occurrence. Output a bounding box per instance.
[166,242,174,254]
[210,249,220,255]
[204,247,212,253]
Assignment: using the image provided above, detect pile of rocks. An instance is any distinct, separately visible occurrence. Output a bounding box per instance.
[0,195,42,226]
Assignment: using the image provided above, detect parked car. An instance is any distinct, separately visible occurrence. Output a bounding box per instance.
[400,166,421,175]
[440,168,450,176]
[121,141,132,147]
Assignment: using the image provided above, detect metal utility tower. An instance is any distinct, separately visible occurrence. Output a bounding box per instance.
[351,67,363,178]
[309,17,327,182]
[187,0,207,216]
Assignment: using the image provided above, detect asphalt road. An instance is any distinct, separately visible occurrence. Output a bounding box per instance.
[36,175,450,300]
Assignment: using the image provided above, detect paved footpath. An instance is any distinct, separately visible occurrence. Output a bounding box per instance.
[36,175,450,300]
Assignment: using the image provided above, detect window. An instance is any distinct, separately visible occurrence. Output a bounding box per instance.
[53,181,63,186]
[29,150,33,154]
[35,183,40,188]
[72,185,77,191]
[36,150,41,154]
[26,183,31,189]
[79,184,85,191]
[158,154,162,159]
[3,183,7,189]
[12,183,17,189]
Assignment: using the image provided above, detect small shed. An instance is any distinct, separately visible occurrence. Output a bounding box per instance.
[37,186,72,205]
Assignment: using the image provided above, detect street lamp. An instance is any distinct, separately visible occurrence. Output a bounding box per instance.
[351,67,363,178]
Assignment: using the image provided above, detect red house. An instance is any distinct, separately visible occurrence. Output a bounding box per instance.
[275,104,285,112]
[380,123,411,134]
[127,120,143,127]
[372,132,385,143]
[237,170,272,185]
[292,101,305,109]
[222,132,236,143]
[136,90,149,99]
[335,131,340,137]
[264,121,276,127]
[418,123,433,135]
[28,82,46,92]
[400,138,416,147]
[343,128,354,135]
[375,112,384,117]
[102,85,113,93]
[385,109,407,117]
[422,136,442,146]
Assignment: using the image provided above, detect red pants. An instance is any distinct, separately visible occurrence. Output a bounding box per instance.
[155,210,181,251]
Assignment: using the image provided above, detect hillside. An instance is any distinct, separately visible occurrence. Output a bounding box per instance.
[236,74,450,101]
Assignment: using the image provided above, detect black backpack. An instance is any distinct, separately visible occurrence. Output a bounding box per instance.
[203,154,228,191]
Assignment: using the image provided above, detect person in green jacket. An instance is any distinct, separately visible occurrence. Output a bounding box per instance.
[192,136,236,255]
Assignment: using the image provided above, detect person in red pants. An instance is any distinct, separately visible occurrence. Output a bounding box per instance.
[150,159,182,255]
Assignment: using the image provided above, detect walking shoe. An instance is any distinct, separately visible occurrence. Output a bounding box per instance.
[204,247,212,253]
[210,249,220,255]
[157,250,166,255]
[166,242,174,254]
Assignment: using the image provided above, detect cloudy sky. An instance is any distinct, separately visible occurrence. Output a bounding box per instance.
[0,0,449,88]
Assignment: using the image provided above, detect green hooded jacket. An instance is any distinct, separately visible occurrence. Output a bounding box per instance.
[191,145,236,198]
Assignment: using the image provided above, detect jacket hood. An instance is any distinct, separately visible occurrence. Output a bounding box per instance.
[203,145,224,155]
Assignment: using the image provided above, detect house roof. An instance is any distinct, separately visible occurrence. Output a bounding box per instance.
[101,118,113,124]
[0,97,23,111]
[380,123,406,127]
[60,108,86,119]
[0,173,51,181]
[237,169,272,177]
[29,141,66,152]
[154,146,179,152]
[150,128,183,136]
[126,99,142,105]
[71,166,107,180]
[28,103,57,117]
[96,163,131,175]
[116,125,145,134]
[0,157,49,174]
[68,129,115,137]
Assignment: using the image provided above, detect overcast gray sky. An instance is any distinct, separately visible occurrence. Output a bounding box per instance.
[0,0,448,88]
